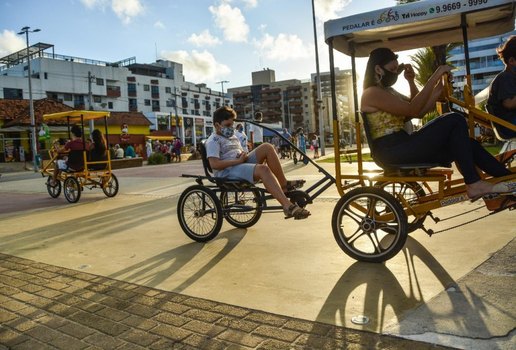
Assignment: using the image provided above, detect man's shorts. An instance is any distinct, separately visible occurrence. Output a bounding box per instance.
[214,150,258,183]
[57,159,69,170]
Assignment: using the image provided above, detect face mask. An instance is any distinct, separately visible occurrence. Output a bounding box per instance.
[220,126,235,138]
[380,66,400,87]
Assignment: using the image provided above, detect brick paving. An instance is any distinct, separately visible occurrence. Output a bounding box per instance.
[0,253,455,350]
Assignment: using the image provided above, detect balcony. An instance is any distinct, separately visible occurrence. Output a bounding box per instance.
[107,86,121,98]
[128,91,137,97]
[128,105,137,112]
[151,93,160,99]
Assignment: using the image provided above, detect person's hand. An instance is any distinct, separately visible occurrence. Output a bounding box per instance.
[437,65,453,77]
[403,63,416,81]
[237,152,248,164]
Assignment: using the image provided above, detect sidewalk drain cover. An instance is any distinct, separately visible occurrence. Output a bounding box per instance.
[351,315,370,325]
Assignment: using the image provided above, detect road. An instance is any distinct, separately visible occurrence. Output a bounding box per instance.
[0,159,515,349]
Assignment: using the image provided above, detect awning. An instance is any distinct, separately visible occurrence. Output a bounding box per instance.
[324,0,515,56]
[145,136,176,141]
[43,110,110,122]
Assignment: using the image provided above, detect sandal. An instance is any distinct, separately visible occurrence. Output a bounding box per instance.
[285,179,306,192]
[492,181,516,194]
[483,195,516,212]
[284,204,311,220]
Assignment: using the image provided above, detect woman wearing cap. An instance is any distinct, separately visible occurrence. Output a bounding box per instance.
[360,47,514,202]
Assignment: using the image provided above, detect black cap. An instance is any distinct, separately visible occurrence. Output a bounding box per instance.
[369,48,398,67]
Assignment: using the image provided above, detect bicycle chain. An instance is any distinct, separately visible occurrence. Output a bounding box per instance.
[431,206,513,235]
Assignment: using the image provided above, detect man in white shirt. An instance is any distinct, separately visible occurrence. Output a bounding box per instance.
[234,123,248,152]
[249,111,264,149]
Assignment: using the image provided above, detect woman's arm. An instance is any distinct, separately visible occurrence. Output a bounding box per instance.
[362,65,452,118]
[208,152,248,171]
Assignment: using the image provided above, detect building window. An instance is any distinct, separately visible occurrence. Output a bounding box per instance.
[165,87,171,93]
[144,99,151,106]
[74,95,85,109]
[44,72,48,79]
[3,88,23,99]
[127,76,136,82]
[152,100,160,112]
[129,98,137,111]
[151,85,159,99]
[63,94,72,101]
[143,84,150,91]
[93,96,102,103]
[128,83,137,97]
[151,79,159,85]
[96,78,104,86]
[183,108,188,114]
[108,102,113,109]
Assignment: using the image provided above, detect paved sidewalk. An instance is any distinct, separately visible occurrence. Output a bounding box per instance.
[0,253,454,350]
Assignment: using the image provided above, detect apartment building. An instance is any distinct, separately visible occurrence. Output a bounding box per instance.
[449,30,516,96]
[312,68,354,143]
[0,42,231,147]
[229,68,315,133]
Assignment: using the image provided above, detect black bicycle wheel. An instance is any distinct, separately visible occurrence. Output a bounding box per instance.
[63,177,81,203]
[177,185,223,242]
[221,189,263,228]
[46,176,61,198]
[102,174,119,197]
[374,181,427,233]
[332,187,408,263]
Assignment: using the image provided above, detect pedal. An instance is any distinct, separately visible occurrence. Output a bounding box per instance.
[421,226,434,237]
[427,212,440,223]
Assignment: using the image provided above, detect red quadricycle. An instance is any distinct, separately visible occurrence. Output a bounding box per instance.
[40,110,119,203]
[324,0,516,262]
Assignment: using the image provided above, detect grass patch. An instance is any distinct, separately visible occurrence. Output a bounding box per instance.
[318,153,373,163]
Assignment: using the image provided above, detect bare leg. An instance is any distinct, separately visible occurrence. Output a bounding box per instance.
[253,143,288,188]
[253,164,292,210]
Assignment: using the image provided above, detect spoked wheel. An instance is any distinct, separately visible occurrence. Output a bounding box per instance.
[102,174,119,197]
[374,181,427,233]
[220,189,263,228]
[46,176,61,198]
[63,177,81,203]
[332,187,408,263]
[177,185,223,242]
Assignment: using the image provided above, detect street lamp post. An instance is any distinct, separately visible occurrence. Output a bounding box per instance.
[216,80,229,105]
[18,26,41,171]
[311,0,325,156]
[171,87,183,141]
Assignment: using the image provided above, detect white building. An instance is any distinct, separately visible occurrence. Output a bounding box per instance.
[449,30,516,96]
[0,43,231,147]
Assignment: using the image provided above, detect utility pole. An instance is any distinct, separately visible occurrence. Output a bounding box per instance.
[311,0,325,156]
[172,87,183,141]
[216,80,229,105]
[18,26,40,172]
[88,71,95,132]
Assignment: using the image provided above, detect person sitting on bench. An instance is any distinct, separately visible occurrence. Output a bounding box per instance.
[205,106,310,220]
[360,47,514,201]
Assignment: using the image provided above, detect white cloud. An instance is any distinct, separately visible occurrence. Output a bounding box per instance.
[154,21,165,29]
[241,0,258,8]
[254,33,313,61]
[112,0,144,24]
[209,3,249,43]
[187,30,221,47]
[314,0,351,21]
[80,0,109,10]
[160,49,231,84]
[0,30,25,57]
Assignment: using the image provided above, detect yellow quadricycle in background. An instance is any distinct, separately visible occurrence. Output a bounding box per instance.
[40,110,119,203]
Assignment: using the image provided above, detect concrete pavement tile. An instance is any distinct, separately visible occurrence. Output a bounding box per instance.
[118,328,161,347]
[217,329,265,348]
[215,317,260,333]
[58,322,96,339]
[182,319,226,337]
[182,333,229,350]
[153,311,190,327]
[149,323,193,341]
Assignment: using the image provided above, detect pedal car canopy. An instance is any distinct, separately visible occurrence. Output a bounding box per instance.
[43,110,110,122]
[324,0,515,57]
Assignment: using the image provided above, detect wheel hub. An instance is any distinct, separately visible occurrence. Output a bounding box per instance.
[361,218,376,233]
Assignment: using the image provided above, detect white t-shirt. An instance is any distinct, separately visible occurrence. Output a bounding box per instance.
[234,130,249,152]
[206,132,243,162]
[249,124,263,143]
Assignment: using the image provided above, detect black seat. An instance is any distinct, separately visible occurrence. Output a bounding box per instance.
[360,112,450,175]
[66,150,86,172]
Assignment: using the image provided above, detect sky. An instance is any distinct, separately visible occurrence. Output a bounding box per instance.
[0,0,404,92]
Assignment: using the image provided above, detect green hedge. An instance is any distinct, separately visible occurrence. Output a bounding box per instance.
[147,152,167,165]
